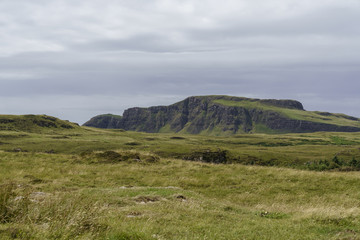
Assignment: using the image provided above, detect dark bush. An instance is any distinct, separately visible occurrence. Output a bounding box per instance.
[96,151,123,163]
[183,149,228,164]
[170,136,186,140]
[306,156,360,171]
[125,142,141,146]
[80,150,159,164]
[143,155,159,163]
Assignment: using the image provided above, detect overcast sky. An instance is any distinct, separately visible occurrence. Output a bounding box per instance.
[1,0,360,124]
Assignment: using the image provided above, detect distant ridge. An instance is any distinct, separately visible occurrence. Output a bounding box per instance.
[0,114,79,133]
[83,95,360,135]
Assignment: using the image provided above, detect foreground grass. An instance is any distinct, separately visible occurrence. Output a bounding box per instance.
[1,151,360,239]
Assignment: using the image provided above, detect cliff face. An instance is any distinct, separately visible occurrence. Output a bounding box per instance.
[83,114,122,129]
[117,96,255,133]
[83,96,360,134]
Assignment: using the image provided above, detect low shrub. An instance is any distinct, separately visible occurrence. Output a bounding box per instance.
[183,149,228,164]
[80,150,159,164]
[306,156,360,171]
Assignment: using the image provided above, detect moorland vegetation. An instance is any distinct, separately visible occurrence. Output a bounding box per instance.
[1,114,360,239]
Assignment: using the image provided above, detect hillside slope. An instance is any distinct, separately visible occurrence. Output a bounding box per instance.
[0,114,80,133]
[84,96,360,134]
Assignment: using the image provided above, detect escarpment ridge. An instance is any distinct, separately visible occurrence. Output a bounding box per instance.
[83,95,360,134]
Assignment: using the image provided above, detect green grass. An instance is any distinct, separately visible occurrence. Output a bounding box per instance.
[1,122,360,239]
[1,151,360,239]
[0,115,80,133]
[251,123,289,134]
[1,126,360,169]
[158,124,172,133]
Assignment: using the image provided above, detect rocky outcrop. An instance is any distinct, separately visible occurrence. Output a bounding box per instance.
[83,114,122,129]
[251,110,360,132]
[83,96,360,134]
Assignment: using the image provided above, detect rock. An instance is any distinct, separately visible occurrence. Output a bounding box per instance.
[29,191,49,202]
[83,95,360,134]
[83,114,123,129]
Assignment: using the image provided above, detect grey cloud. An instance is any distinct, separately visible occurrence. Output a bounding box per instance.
[1,0,360,123]
[74,34,186,53]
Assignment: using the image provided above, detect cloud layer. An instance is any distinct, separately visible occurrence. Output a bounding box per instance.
[1,0,360,123]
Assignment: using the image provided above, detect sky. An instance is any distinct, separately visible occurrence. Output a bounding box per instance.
[1,0,360,124]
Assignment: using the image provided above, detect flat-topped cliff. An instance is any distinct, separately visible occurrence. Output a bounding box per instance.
[84,96,360,135]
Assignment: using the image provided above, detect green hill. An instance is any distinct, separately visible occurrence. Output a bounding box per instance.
[0,114,80,133]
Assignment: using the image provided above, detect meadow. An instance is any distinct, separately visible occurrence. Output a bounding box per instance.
[1,124,360,239]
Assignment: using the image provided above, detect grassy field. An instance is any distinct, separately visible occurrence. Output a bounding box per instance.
[1,121,360,239]
[1,125,360,170]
